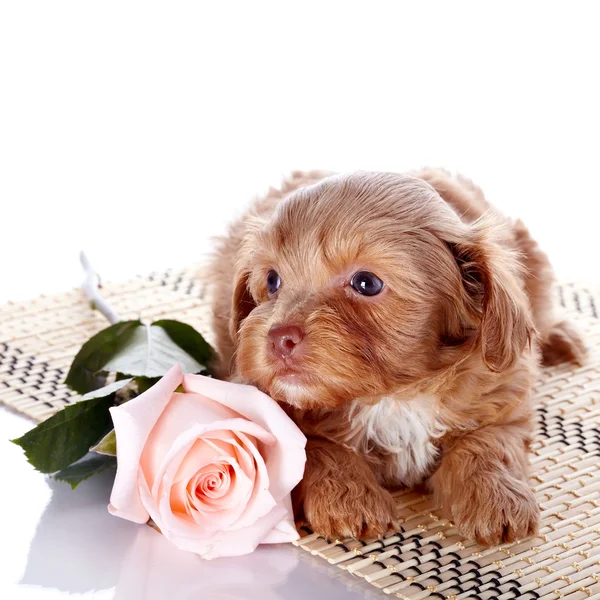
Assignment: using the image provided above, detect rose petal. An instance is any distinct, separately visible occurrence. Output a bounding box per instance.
[143,419,276,538]
[170,437,230,488]
[162,503,290,560]
[181,455,254,530]
[225,431,277,531]
[140,393,240,488]
[188,441,255,512]
[200,431,256,481]
[151,419,274,498]
[167,440,237,514]
[108,365,183,523]
[182,375,307,501]
[170,434,258,525]
[191,463,230,500]
[138,451,200,538]
[260,517,300,544]
[260,495,299,544]
[188,457,248,512]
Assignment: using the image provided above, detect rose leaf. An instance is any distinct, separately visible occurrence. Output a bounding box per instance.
[53,452,117,489]
[80,377,134,401]
[65,320,142,394]
[11,395,115,473]
[152,319,214,369]
[101,323,208,377]
[90,429,116,456]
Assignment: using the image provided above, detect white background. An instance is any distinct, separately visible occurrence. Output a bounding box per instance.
[1,2,599,598]
[1,1,599,303]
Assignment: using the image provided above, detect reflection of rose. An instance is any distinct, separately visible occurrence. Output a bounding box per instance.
[108,365,306,559]
[114,526,300,600]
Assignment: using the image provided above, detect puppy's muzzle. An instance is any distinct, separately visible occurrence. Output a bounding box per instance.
[268,324,304,359]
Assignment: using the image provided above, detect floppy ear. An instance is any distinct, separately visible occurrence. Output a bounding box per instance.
[450,227,535,373]
[229,268,257,344]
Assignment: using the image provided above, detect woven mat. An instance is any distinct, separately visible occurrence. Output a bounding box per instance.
[1,271,600,599]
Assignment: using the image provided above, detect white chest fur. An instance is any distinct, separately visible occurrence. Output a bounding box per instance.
[345,394,447,486]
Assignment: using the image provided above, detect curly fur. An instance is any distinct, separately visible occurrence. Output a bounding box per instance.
[209,168,586,544]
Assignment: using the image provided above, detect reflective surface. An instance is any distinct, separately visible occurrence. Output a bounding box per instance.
[0,408,373,600]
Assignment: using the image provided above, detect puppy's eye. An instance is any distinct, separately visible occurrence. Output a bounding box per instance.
[266,270,281,296]
[350,271,384,296]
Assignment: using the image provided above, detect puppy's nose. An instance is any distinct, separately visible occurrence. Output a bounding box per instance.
[268,325,304,359]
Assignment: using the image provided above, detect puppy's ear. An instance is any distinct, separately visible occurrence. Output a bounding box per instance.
[229,268,256,344]
[450,223,535,372]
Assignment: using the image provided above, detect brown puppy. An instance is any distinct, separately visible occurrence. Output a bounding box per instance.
[209,169,586,545]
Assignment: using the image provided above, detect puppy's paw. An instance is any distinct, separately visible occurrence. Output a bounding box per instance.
[541,320,587,367]
[304,481,397,539]
[451,473,539,546]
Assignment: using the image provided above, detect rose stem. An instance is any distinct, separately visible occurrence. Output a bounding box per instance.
[80,251,121,324]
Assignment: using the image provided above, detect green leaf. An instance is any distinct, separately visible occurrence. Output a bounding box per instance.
[65,320,142,394]
[90,429,116,456]
[11,396,114,473]
[53,453,117,489]
[135,376,161,394]
[153,320,214,370]
[102,323,205,377]
[80,377,134,401]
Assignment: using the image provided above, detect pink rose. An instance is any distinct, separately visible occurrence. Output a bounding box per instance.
[107,365,307,559]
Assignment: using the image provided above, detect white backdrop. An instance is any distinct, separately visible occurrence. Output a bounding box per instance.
[1,1,599,304]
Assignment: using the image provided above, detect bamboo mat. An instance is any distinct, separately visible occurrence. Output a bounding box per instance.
[1,270,599,599]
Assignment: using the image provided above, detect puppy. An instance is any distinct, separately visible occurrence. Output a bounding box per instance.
[209,169,586,545]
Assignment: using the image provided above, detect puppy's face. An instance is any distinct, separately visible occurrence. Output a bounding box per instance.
[232,172,531,409]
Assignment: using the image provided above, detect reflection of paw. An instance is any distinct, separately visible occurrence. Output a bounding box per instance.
[452,473,539,546]
[304,482,397,539]
[542,320,587,366]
